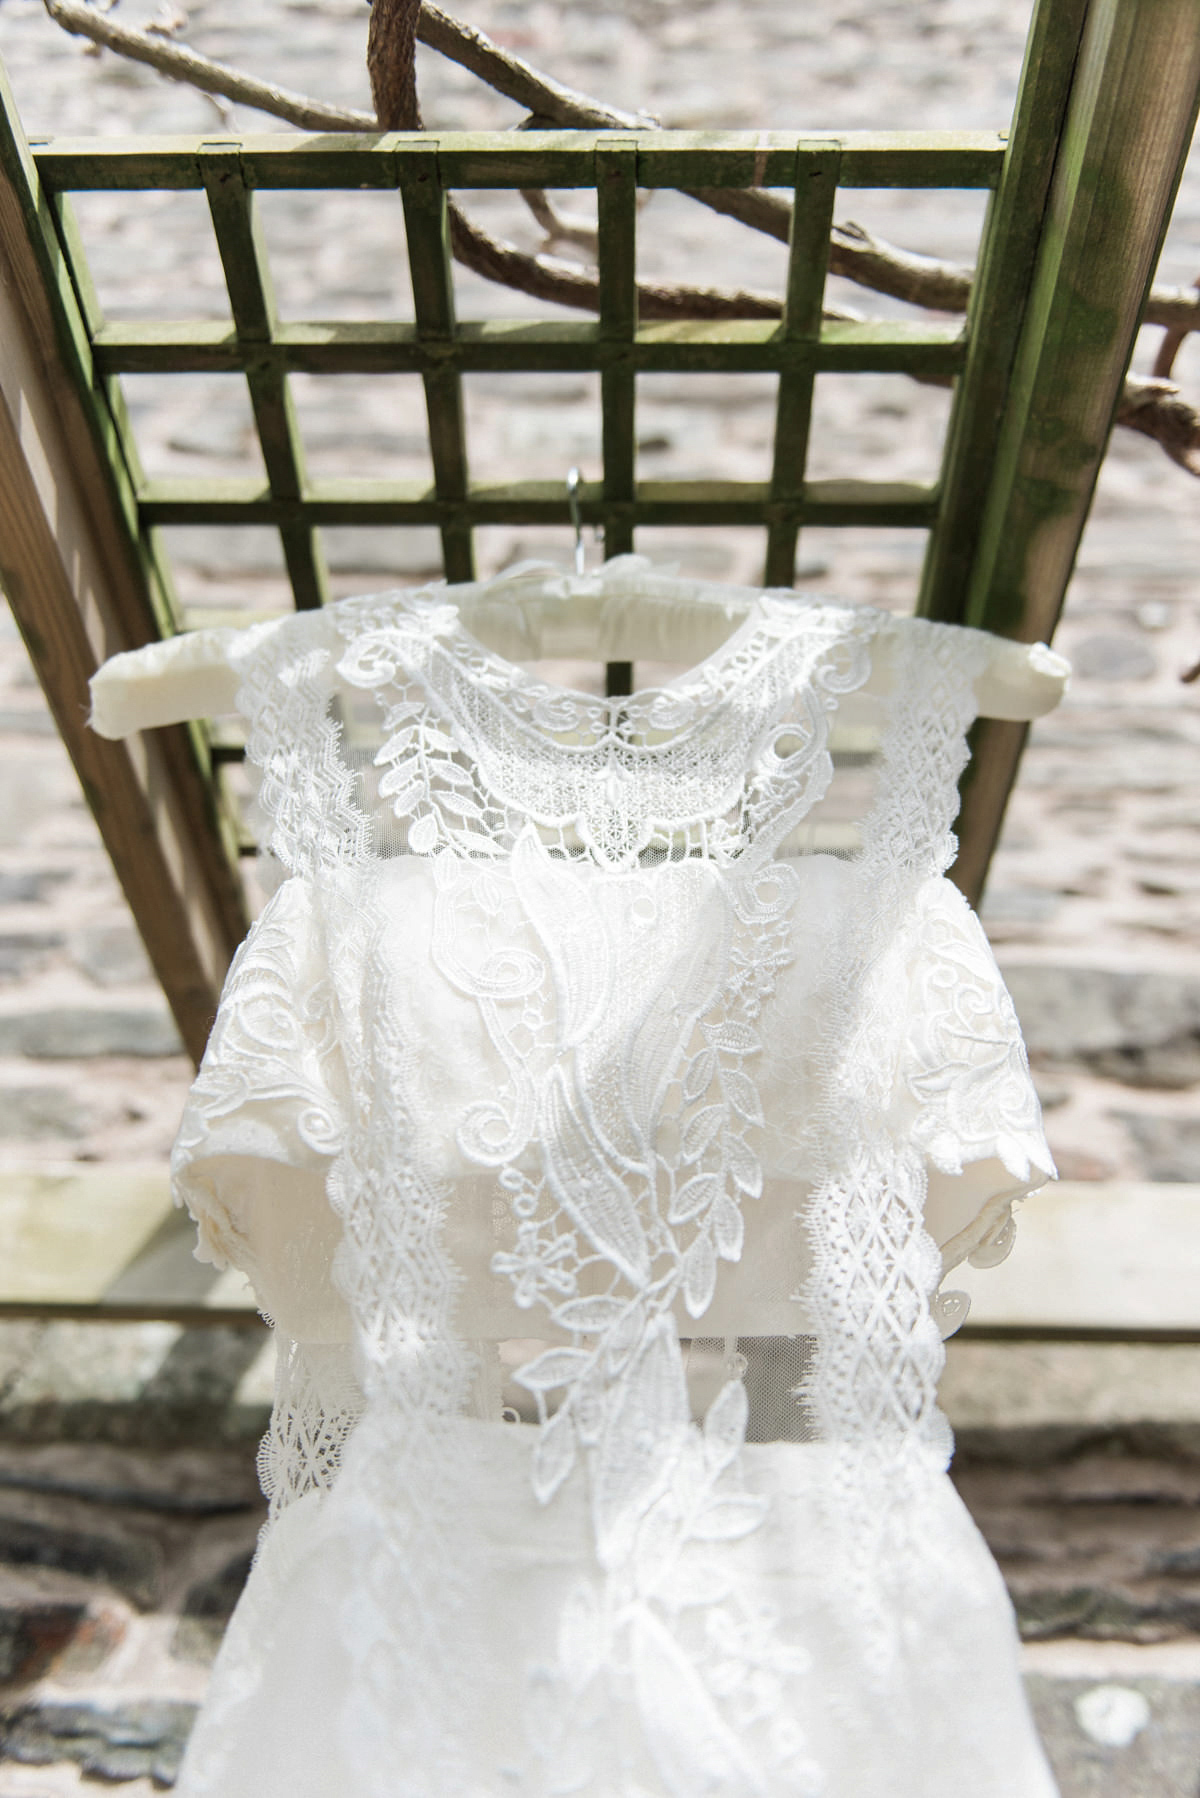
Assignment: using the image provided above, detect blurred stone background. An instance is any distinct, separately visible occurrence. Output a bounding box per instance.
[0,0,1198,1790]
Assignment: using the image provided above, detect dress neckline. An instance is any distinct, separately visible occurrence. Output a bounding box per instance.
[429,589,781,719]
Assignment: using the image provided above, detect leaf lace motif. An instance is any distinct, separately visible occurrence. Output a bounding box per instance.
[391,599,877,1793]
[226,588,882,1793]
[428,835,827,1792]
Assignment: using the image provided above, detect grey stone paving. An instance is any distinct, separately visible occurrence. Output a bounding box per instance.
[1,0,1199,1792]
[1031,1676,1200,1798]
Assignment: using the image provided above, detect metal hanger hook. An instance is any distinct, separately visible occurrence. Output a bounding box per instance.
[566,466,586,575]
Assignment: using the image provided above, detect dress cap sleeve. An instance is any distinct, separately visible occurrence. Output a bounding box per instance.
[889,876,1055,1273]
[170,878,351,1342]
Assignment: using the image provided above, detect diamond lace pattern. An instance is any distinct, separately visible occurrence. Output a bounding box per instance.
[169,576,1054,1797]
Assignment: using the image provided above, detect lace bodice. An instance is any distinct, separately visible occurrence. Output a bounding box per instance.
[95,564,1059,1797]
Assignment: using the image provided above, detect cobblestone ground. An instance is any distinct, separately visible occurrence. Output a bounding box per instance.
[0,0,1199,1792]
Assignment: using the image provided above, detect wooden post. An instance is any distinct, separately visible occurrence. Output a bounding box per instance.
[937,0,1200,904]
[917,0,1090,626]
[0,64,247,1063]
[764,144,840,588]
[596,137,638,696]
[201,142,330,611]
[399,137,475,584]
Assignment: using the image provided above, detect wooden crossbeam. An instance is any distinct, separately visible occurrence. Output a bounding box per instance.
[31,131,1007,194]
[90,317,968,378]
[134,475,940,529]
[764,145,841,588]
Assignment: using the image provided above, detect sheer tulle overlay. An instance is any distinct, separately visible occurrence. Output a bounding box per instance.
[165,568,1057,1797]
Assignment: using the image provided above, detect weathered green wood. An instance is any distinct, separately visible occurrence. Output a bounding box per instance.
[965,0,1200,641]
[201,145,328,610]
[399,141,473,582]
[764,147,840,587]
[1,156,172,651]
[92,315,967,378]
[949,0,1200,905]
[917,0,1090,625]
[46,192,231,847]
[7,66,204,705]
[32,132,1006,194]
[47,189,102,336]
[137,475,938,529]
[47,190,184,643]
[0,63,248,1059]
[596,141,638,591]
[636,137,1001,192]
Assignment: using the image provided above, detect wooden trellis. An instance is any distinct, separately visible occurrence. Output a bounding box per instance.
[0,0,1198,1088]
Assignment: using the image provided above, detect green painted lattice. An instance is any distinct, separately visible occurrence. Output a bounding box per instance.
[31,129,1001,630]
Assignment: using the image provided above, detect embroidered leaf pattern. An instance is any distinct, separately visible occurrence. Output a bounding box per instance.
[682,1232,718,1318]
[532,1402,578,1504]
[668,1173,722,1225]
[514,1347,592,1392]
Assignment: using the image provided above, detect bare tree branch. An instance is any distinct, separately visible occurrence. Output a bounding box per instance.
[411,9,1200,334]
[417,1,651,131]
[36,0,914,311]
[829,221,973,312]
[41,0,1200,472]
[447,205,788,320]
[1117,374,1200,474]
[1152,273,1200,380]
[519,188,599,260]
[406,16,989,312]
[1146,285,1200,333]
[44,0,377,128]
[369,0,790,321]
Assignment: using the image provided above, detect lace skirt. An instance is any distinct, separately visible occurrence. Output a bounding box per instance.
[174,1419,1057,1798]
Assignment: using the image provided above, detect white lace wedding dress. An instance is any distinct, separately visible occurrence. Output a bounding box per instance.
[97,563,1061,1796]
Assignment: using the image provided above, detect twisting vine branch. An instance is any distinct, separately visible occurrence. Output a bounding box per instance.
[518,189,599,261]
[416,0,651,131]
[1117,374,1200,474]
[44,0,376,129]
[367,0,807,321]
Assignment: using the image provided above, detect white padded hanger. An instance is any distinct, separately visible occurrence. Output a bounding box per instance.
[89,555,1069,738]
